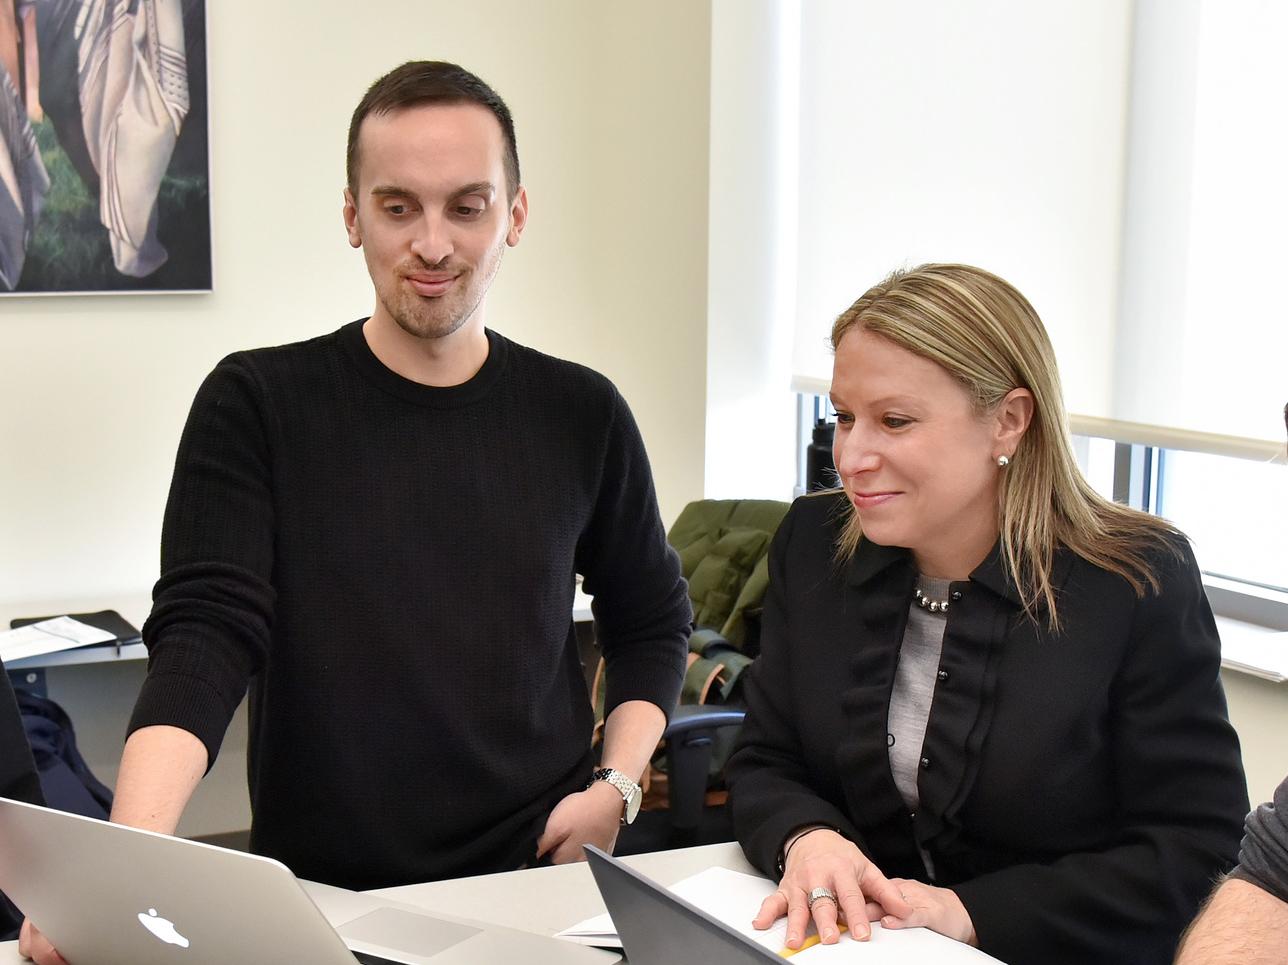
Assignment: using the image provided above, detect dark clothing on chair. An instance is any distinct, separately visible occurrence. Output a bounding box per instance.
[0,662,41,806]
[727,491,1248,965]
[1,660,44,940]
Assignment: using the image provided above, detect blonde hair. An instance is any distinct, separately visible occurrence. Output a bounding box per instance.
[831,263,1180,629]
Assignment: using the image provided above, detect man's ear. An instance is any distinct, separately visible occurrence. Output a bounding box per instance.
[994,387,1035,454]
[343,188,362,249]
[506,186,528,247]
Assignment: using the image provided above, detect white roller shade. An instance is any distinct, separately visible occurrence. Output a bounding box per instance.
[791,0,1131,423]
[788,0,1287,463]
[1114,0,1288,457]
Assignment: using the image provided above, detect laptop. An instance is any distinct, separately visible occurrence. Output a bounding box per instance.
[0,797,607,964]
[583,845,780,964]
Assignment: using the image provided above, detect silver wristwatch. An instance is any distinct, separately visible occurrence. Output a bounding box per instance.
[588,767,642,825]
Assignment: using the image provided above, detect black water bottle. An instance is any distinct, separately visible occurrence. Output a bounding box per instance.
[805,419,836,491]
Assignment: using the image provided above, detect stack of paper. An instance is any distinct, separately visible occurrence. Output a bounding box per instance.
[0,617,117,664]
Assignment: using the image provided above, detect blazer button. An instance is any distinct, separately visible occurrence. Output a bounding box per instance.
[920,757,931,770]
[937,669,949,681]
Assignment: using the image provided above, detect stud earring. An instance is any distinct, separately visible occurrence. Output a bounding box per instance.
[997,455,1010,468]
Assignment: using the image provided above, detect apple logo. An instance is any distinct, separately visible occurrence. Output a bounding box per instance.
[137,908,190,949]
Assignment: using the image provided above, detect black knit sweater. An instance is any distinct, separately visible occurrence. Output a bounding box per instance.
[129,321,690,889]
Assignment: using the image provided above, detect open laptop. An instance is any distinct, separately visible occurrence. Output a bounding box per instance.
[583,845,781,964]
[0,797,606,964]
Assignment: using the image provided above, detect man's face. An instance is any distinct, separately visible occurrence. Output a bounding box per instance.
[343,102,527,342]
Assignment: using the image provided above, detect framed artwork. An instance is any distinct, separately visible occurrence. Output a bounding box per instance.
[0,0,209,295]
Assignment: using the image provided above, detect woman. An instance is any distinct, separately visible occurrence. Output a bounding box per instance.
[725,264,1248,965]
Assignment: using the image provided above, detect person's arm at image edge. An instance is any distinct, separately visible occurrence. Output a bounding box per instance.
[1176,774,1288,964]
[1174,878,1288,965]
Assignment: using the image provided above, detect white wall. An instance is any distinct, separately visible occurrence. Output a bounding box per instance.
[1,0,712,834]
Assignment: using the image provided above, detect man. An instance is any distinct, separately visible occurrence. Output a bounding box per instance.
[1173,777,1288,964]
[1173,404,1288,965]
[23,57,689,965]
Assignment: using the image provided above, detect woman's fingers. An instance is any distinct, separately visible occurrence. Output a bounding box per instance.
[862,864,914,920]
[808,888,843,944]
[836,880,872,941]
[752,889,788,930]
[785,884,814,948]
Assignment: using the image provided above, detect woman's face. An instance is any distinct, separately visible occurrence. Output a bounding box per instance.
[830,328,1018,579]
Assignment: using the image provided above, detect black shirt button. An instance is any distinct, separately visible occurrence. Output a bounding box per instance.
[950,590,963,601]
[920,757,931,769]
[937,669,949,681]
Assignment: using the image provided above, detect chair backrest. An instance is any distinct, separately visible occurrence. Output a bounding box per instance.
[667,499,790,650]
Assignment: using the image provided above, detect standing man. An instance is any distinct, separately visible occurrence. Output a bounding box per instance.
[23,60,690,960]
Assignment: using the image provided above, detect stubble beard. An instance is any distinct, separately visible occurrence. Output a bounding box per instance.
[385,236,507,342]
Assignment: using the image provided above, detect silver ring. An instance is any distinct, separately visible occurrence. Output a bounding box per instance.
[807,887,837,911]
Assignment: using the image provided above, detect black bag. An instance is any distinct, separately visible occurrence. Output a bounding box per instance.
[16,689,113,820]
[0,668,44,941]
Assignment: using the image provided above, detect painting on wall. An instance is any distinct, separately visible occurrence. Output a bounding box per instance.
[0,0,209,295]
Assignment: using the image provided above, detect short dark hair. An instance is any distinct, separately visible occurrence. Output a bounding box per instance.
[346,61,520,200]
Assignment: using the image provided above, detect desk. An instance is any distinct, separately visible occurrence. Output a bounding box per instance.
[0,842,1006,963]
[0,842,751,964]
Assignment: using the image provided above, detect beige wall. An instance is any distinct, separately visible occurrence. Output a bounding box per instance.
[1,1,711,834]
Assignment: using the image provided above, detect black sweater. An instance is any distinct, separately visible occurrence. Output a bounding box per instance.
[727,491,1248,965]
[129,321,690,889]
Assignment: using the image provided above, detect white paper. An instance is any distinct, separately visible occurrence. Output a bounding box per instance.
[0,617,116,663]
[557,866,1001,962]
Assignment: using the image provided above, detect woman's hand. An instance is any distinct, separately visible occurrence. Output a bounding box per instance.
[752,829,912,949]
[881,878,977,945]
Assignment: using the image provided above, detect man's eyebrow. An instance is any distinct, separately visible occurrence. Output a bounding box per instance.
[450,181,496,200]
[368,184,416,199]
[367,182,496,202]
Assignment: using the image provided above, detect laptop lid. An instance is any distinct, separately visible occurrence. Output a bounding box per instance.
[583,845,780,964]
[0,797,605,965]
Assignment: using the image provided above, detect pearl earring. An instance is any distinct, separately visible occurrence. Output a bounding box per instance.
[997,455,1010,468]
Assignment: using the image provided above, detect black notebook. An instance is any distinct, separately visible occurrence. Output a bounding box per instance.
[9,610,142,647]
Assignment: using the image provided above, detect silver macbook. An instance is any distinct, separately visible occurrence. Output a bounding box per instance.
[0,796,607,964]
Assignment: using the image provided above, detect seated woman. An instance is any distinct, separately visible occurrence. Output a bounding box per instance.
[725,264,1248,965]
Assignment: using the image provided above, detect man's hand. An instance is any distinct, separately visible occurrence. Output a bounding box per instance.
[18,919,67,964]
[535,781,623,864]
[753,828,912,949]
[881,878,977,946]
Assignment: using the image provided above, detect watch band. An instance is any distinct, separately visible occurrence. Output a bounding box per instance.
[588,767,642,825]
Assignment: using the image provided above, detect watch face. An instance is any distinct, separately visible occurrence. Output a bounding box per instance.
[624,784,642,825]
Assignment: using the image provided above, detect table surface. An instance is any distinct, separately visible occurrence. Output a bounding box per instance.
[0,842,755,963]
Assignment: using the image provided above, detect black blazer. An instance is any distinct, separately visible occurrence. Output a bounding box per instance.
[726,492,1248,965]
